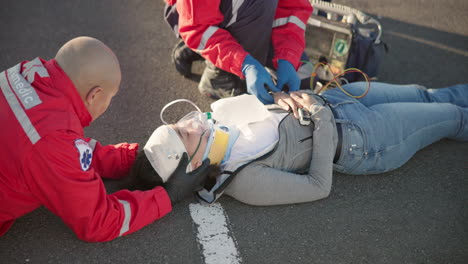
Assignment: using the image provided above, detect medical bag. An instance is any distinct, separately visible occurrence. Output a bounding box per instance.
[305,0,388,84]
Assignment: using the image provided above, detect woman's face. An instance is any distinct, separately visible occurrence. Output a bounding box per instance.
[170,121,210,170]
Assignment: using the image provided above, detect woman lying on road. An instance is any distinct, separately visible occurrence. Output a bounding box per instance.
[127,82,468,205]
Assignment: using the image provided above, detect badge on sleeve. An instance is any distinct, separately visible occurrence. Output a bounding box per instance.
[75,139,93,171]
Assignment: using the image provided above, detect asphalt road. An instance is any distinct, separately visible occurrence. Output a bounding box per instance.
[0,1,467,263]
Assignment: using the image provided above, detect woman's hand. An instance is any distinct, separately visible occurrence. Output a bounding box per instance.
[272,92,299,118]
[289,91,319,111]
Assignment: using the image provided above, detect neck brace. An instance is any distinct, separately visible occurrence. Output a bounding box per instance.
[202,125,230,165]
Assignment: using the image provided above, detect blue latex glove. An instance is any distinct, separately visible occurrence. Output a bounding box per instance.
[276,59,300,92]
[241,55,279,104]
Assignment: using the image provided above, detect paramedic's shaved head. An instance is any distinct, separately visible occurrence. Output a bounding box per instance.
[55,36,121,121]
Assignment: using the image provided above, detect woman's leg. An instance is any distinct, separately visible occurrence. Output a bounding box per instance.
[350,101,467,174]
[339,82,468,107]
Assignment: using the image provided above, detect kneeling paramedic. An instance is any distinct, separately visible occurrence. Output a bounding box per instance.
[165,0,313,104]
[0,37,210,242]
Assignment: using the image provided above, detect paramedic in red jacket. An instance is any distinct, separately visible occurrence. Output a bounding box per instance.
[0,36,209,242]
[165,0,313,104]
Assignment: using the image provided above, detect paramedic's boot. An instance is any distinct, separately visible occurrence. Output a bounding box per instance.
[198,61,246,99]
[172,40,203,78]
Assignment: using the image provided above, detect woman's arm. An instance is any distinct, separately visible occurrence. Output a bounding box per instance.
[225,96,337,205]
[272,91,300,118]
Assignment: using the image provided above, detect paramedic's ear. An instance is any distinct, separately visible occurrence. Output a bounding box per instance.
[85,86,103,105]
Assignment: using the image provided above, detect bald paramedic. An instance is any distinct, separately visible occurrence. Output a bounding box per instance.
[0,37,209,242]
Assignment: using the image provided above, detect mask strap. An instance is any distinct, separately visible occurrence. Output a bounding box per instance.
[189,129,209,162]
[160,99,202,125]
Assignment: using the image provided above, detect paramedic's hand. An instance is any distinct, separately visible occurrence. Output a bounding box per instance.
[242,55,279,104]
[273,92,299,119]
[276,59,300,92]
[163,153,210,204]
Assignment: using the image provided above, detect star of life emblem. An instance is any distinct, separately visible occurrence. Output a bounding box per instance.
[75,139,93,171]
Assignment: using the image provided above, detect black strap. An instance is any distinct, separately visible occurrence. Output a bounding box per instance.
[334,123,342,163]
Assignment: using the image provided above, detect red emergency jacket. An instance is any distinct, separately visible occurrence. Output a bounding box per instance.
[166,0,313,77]
[0,58,172,242]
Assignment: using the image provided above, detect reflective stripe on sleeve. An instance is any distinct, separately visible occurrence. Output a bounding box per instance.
[118,199,131,236]
[197,26,219,50]
[0,70,41,144]
[88,139,97,151]
[272,16,306,30]
[8,64,42,110]
[226,0,245,28]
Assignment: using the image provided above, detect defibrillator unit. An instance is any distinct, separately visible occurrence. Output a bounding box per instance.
[305,0,386,84]
[306,13,353,75]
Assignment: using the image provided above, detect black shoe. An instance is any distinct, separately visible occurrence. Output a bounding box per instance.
[171,40,203,78]
[198,61,246,99]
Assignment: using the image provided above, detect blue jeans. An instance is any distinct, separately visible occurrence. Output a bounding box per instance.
[321,82,468,175]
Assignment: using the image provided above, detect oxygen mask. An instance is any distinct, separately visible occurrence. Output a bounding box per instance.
[161,99,232,166]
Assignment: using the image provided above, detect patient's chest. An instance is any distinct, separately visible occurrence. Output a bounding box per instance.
[227,112,287,164]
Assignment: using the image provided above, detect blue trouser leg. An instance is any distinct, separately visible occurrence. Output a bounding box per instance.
[322,83,468,174]
[337,82,468,107]
[338,82,468,141]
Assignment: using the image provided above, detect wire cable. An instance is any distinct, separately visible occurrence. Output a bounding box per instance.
[300,60,371,99]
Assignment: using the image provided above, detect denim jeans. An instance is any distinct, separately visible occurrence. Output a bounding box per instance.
[321,82,468,175]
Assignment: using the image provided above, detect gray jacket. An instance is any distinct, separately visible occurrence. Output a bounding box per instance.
[198,94,338,206]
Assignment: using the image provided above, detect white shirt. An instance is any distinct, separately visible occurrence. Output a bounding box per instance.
[223,112,287,170]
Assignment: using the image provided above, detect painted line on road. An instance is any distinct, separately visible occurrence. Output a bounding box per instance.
[387,31,468,57]
[189,203,242,264]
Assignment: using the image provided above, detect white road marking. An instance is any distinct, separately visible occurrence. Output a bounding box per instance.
[387,31,468,57]
[189,203,242,264]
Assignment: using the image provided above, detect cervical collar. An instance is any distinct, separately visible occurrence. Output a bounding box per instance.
[202,125,230,165]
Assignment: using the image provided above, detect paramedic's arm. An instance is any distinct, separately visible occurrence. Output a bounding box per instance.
[225,103,336,206]
[176,0,249,77]
[271,0,313,68]
[22,134,171,242]
[85,139,138,179]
